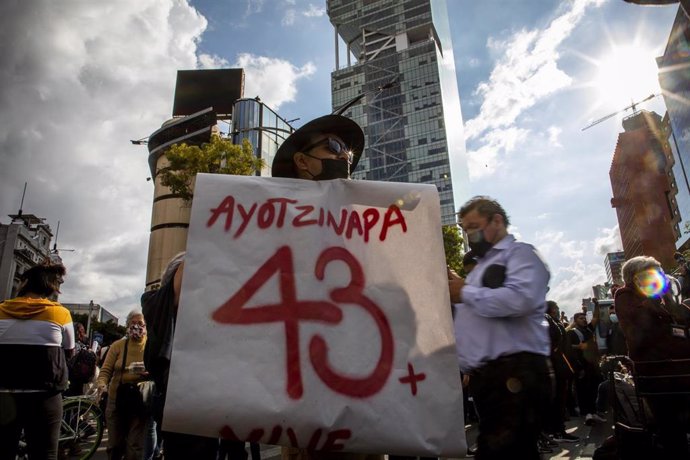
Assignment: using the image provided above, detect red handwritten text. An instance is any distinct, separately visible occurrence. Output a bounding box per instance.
[219,424,352,451]
[212,246,394,399]
[206,196,407,242]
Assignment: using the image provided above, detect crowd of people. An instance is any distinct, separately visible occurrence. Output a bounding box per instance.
[0,113,689,460]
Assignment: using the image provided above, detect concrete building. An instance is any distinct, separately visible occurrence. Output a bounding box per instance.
[657,6,690,251]
[604,251,625,285]
[144,72,294,290]
[327,0,469,224]
[609,110,678,270]
[63,302,118,325]
[0,213,53,301]
[592,283,612,300]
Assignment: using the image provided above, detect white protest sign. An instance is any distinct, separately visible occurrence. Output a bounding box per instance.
[163,173,466,457]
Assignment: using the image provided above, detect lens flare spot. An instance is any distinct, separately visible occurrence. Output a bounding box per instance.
[634,267,668,298]
[506,377,522,394]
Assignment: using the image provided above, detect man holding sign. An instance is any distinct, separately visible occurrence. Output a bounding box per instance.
[449,196,551,460]
[271,115,380,460]
[162,114,465,457]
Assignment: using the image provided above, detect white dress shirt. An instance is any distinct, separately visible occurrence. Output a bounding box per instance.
[453,234,551,372]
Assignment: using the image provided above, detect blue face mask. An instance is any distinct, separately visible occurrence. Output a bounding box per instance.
[609,313,618,323]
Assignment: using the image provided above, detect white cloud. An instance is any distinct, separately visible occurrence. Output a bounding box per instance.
[234,53,316,109]
[548,260,606,317]
[303,4,326,17]
[282,9,296,26]
[535,222,619,316]
[463,0,603,178]
[198,53,229,69]
[467,127,529,179]
[509,225,523,242]
[468,58,480,68]
[534,230,587,261]
[547,126,562,147]
[0,0,208,321]
[282,4,325,26]
[594,224,623,256]
[244,0,264,19]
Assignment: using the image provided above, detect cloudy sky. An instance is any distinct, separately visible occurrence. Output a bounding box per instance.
[0,0,679,321]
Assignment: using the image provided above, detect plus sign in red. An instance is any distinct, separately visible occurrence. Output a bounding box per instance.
[399,362,426,396]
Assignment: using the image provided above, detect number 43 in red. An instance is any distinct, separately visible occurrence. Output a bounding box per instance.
[212,246,394,399]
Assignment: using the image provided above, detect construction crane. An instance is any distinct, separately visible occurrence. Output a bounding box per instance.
[581,93,660,131]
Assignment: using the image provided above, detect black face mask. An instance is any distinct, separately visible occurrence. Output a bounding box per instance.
[308,158,350,180]
[467,229,493,258]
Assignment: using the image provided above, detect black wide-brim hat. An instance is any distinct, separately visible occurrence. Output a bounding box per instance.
[271,114,365,178]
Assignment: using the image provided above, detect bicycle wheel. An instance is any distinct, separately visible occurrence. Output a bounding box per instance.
[59,399,104,460]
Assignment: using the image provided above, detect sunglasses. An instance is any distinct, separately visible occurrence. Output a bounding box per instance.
[301,137,352,160]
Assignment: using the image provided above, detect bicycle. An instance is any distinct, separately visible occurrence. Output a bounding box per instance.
[16,389,105,460]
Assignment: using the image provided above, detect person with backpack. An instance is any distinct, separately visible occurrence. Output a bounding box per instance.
[141,253,225,460]
[65,322,98,396]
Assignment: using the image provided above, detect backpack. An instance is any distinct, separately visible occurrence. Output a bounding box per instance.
[68,346,98,383]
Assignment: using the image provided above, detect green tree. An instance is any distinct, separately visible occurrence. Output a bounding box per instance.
[442,224,464,274]
[160,136,264,201]
[71,313,126,346]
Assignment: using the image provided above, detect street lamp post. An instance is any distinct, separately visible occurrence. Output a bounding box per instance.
[86,300,94,342]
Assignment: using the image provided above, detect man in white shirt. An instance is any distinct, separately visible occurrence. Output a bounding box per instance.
[448,196,551,460]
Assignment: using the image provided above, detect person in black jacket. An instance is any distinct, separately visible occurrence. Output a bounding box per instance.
[141,253,239,460]
[567,301,605,426]
[544,301,579,443]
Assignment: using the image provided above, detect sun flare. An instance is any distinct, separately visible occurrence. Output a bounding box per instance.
[593,44,661,111]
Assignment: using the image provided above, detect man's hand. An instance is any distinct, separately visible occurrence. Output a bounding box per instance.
[448,267,465,303]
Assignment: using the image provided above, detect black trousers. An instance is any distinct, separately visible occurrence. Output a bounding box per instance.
[468,353,552,460]
[574,364,600,416]
[545,369,569,434]
[646,395,690,457]
[162,431,220,460]
[0,391,63,460]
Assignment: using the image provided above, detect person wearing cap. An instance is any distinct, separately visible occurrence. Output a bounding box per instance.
[271,114,364,181]
[272,115,382,460]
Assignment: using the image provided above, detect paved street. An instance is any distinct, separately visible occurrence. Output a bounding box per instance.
[91,414,614,460]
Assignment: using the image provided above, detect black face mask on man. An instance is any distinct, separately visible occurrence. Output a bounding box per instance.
[467,228,493,258]
[305,157,350,180]
[300,136,352,180]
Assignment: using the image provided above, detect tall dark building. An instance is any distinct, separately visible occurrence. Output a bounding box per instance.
[604,251,625,285]
[609,110,678,270]
[657,6,690,250]
[327,0,469,224]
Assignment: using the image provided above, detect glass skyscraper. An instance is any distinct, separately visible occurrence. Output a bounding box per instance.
[232,98,295,177]
[658,6,690,250]
[327,0,469,225]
